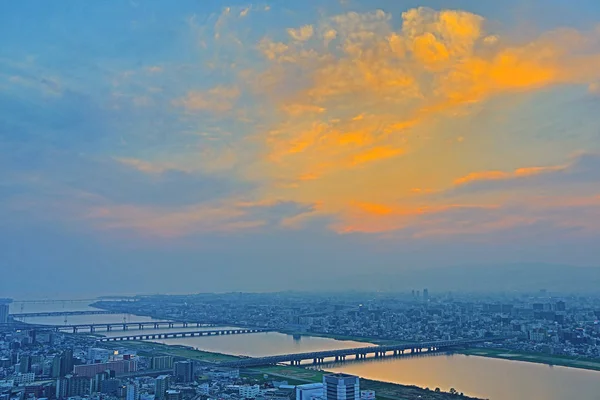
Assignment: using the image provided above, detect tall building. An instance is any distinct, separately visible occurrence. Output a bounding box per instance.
[173,361,193,383]
[423,288,429,302]
[61,349,74,376]
[323,373,360,400]
[0,299,11,324]
[151,356,173,370]
[173,361,194,383]
[126,383,140,400]
[51,355,62,378]
[296,383,323,400]
[18,355,31,373]
[155,375,170,400]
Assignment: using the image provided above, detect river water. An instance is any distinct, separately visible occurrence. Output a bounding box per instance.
[12,301,600,400]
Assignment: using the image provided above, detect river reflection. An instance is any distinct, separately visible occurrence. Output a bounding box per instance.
[150,333,600,400]
[326,352,600,400]
[147,332,375,357]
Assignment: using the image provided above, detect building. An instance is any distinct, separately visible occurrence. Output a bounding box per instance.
[165,390,181,400]
[126,383,140,400]
[360,390,375,400]
[239,384,260,399]
[423,289,429,302]
[155,375,170,400]
[73,359,137,378]
[88,348,111,363]
[12,373,35,385]
[0,299,11,324]
[100,378,121,396]
[296,383,323,400]
[151,356,173,370]
[18,355,31,373]
[323,374,360,400]
[61,350,74,376]
[173,361,193,383]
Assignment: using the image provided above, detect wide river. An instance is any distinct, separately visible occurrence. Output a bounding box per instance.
[12,301,600,400]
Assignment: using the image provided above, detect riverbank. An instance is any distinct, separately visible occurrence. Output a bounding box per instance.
[249,365,483,400]
[460,348,600,372]
[103,340,483,400]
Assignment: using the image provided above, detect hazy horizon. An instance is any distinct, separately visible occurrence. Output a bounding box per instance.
[2,0,600,299]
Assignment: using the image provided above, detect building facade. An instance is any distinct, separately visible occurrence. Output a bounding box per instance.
[296,383,324,400]
[173,361,193,383]
[323,374,360,400]
[155,375,170,400]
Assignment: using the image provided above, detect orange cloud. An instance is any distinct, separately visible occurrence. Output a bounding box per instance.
[351,146,404,166]
[454,164,567,185]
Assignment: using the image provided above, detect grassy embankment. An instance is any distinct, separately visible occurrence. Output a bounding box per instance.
[460,348,600,372]
[103,340,482,400]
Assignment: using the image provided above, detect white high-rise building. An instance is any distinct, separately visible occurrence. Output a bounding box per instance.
[323,374,360,400]
[296,383,324,400]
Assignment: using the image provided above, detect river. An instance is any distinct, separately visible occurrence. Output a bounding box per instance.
[12,301,600,400]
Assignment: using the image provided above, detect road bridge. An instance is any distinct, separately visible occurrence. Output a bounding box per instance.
[218,336,513,368]
[98,328,271,342]
[53,320,220,333]
[11,310,122,318]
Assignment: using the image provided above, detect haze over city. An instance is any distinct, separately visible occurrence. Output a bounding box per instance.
[2,0,600,298]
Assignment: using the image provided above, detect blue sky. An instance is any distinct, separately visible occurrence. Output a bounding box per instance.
[1,0,600,298]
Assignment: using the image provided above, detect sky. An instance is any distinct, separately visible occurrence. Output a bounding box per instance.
[1,0,600,298]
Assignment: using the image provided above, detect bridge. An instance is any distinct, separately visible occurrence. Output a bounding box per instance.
[10,310,122,318]
[218,337,513,368]
[51,320,221,334]
[98,328,271,342]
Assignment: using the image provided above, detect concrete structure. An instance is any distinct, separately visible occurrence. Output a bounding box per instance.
[155,375,170,400]
[296,383,324,400]
[239,384,260,399]
[323,374,359,400]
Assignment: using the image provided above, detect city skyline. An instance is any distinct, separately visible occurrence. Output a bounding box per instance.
[2,0,600,297]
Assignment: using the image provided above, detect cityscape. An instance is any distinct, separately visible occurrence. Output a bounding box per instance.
[1,292,600,400]
[2,0,600,399]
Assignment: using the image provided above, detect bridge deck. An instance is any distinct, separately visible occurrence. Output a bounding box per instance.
[218,336,513,368]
